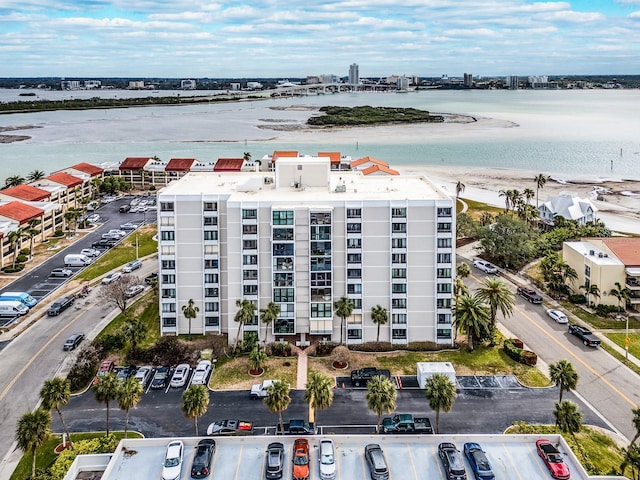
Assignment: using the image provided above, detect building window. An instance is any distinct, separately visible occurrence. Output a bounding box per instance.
[311,241,331,256]
[347,253,362,264]
[273,243,294,256]
[392,329,407,339]
[438,314,451,324]
[273,228,294,241]
[346,223,362,233]
[204,216,217,226]
[243,270,258,280]
[392,314,407,324]
[347,329,362,339]
[243,239,257,250]
[352,299,362,309]
[347,283,362,294]
[162,303,176,313]
[161,274,175,284]
[437,283,452,293]
[204,230,218,241]
[392,298,406,309]
[437,238,452,248]
[392,208,406,218]
[392,223,406,233]
[437,268,452,278]
[160,202,174,212]
[161,289,176,298]
[272,210,294,225]
[311,257,331,271]
[438,207,452,217]
[242,209,257,219]
[274,258,293,271]
[437,253,452,263]
[243,255,258,265]
[392,238,406,248]
[204,259,219,269]
[203,202,217,211]
[391,268,406,279]
[161,260,175,269]
[311,225,331,240]
[437,298,452,308]
[347,208,361,218]
[160,217,174,226]
[204,273,219,283]
[243,285,258,295]
[274,273,294,286]
[205,302,219,312]
[205,288,219,297]
[274,288,295,302]
[391,253,406,264]
[311,272,331,286]
[160,230,175,241]
[311,303,332,317]
[585,265,591,277]
[347,269,362,279]
[392,283,406,294]
[205,316,219,327]
[162,317,176,327]
[437,329,452,339]
[437,222,452,232]
[347,238,361,249]
[311,288,332,301]
[243,224,257,235]
[310,212,331,225]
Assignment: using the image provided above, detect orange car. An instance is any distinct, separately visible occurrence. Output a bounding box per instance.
[93,360,114,385]
[292,438,310,480]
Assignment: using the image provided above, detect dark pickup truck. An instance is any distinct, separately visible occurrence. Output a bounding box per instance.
[568,324,601,347]
[381,413,434,434]
[276,419,316,435]
[516,287,543,304]
[350,367,391,387]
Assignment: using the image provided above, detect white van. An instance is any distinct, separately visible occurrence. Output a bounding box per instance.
[0,301,29,317]
[64,254,92,267]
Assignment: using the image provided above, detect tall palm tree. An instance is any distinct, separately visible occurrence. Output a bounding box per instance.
[535,173,548,208]
[609,282,631,313]
[453,292,491,351]
[334,296,355,345]
[498,189,511,212]
[15,409,50,478]
[39,377,72,448]
[182,384,210,436]
[629,407,640,447]
[523,188,535,205]
[26,218,41,254]
[181,298,199,341]
[264,380,291,434]
[476,277,514,342]
[260,301,281,343]
[425,373,457,434]
[234,299,256,352]
[554,400,582,438]
[93,372,119,436]
[366,375,397,433]
[549,359,578,403]
[7,226,25,268]
[123,318,147,351]
[117,376,143,438]
[370,305,388,343]
[579,284,601,306]
[304,371,334,426]
[26,170,46,182]
[5,175,25,188]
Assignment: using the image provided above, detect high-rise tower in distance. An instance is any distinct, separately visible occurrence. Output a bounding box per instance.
[349,63,359,85]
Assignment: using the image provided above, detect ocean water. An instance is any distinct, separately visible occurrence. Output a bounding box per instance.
[0,89,638,180]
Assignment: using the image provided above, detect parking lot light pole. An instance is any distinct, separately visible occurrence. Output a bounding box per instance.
[136,234,139,260]
[625,315,630,360]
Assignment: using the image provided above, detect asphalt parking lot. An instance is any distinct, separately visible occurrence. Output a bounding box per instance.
[100,434,589,480]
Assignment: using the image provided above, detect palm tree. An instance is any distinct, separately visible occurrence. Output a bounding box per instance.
[621,445,640,479]
[366,375,397,433]
[498,189,511,212]
[370,305,388,343]
[629,407,640,447]
[123,318,147,351]
[554,400,582,438]
[535,173,548,208]
[579,284,601,306]
[455,181,465,201]
[182,384,210,436]
[479,211,494,227]
[26,170,46,182]
[117,376,143,438]
[334,296,355,345]
[260,301,281,343]
[453,292,491,351]
[93,372,119,436]
[476,277,514,342]
[304,371,334,426]
[549,359,578,403]
[425,373,457,434]
[523,188,535,205]
[39,377,72,449]
[249,346,268,373]
[7,226,25,268]
[26,218,41,254]
[609,282,631,313]
[181,298,199,341]
[234,299,256,352]
[264,380,291,434]
[5,175,25,188]
[15,409,50,478]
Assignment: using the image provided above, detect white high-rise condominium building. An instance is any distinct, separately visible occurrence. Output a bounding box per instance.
[349,63,359,85]
[156,156,455,346]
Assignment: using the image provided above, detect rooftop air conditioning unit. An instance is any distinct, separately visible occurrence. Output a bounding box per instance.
[598,253,604,258]
[589,250,595,255]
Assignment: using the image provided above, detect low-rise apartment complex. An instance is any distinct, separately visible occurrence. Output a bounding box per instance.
[157,156,455,346]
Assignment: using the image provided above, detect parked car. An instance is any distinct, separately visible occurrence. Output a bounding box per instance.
[151,366,170,389]
[364,444,389,480]
[464,442,495,480]
[116,365,137,381]
[87,214,100,223]
[120,222,139,230]
[170,364,190,388]
[123,259,142,272]
[536,439,570,480]
[101,271,122,284]
[80,248,101,257]
[63,333,84,351]
[265,442,285,479]
[318,438,336,480]
[517,287,543,304]
[207,419,254,436]
[92,239,117,249]
[292,438,310,480]
[50,268,73,277]
[119,204,131,213]
[191,360,212,386]
[438,442,467,480]
[48,296,75,316]
[145,272,159,285]
[94,360,114,384]
[162,440,184,480]
[190,438,216,479]
[134,365,153,388]
[568,324,601,346]
[125,284,145,298]
[547,309,569,324]
[473,260,498,274]
[108,229,127,237]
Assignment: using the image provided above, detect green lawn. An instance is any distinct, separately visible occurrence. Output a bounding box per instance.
[95,290,160,348]
[209,356,297,390]
[77,227,157,281]
[10,431,142,480]
[561,302,640,330]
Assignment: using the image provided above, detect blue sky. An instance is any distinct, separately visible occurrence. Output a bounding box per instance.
[1,0,639,78]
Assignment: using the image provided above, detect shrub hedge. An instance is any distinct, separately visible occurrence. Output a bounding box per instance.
[503,338,538,366]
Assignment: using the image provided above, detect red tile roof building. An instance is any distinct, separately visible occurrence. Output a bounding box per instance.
[165,158,199,172]
[601,238,640,267]
[272,151,299,162]
[1,185,51,202]
[119,157,152,171]
[46,172,84,188]
[69,162,104,177]
[361,164,400,176]
[317,151,341,166]
[214,158,245,172]
[350,156,389,169]
[0,201,44,224]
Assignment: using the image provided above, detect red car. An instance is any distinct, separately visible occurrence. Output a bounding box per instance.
[93,360,114,385]
[292,438,310,480]
[536,439,570,480]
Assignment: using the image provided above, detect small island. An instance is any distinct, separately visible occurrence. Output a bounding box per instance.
[306,106,445,127]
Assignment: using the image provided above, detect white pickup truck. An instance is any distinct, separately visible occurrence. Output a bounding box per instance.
[250,379,275,399]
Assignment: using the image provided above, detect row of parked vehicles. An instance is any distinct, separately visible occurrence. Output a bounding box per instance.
[90,360,214,390]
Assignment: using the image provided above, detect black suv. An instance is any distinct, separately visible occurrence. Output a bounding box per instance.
[438,443,467,480]
[265,442,285,479]
[364,444,389,480]
[63,333,84,351]
[92,239,118,249]
[48,296,75,316]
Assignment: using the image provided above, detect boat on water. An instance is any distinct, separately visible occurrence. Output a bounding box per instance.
[18,92,36,97]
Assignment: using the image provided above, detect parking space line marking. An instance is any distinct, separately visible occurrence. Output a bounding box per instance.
[511,301,637,408]
[0,309,86,402]
[233,444,243,480]
[405,443,418,480]
[500,442,524,480]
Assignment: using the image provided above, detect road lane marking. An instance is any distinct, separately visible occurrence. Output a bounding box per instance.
[0,309,86,402]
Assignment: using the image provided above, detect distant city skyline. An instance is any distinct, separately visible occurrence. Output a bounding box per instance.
[1,0,639,78]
